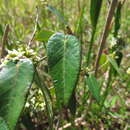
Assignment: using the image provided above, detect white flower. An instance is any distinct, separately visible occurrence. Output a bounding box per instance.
[127,68,130,74]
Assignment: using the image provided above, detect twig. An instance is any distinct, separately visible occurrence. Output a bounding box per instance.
[94,0,118,77]
[121,0,127,5]
[28,7,39,47]
[58,116,86,130]
[77,0,81,13]
[60,0,64,16]
[36,56,47,65]
[0,24,10,59]
[107,0,111,4]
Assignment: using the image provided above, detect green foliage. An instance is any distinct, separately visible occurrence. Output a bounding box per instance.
[0,117,9,130]
[0,24,3,37]
[107,55,122,77]
[86,75,101,103]
[34,70,53,127]
[86,0,103,66]
[0,59,34,130]
[75,4,86,38]
[114,2,122,37]
[47,5,67,25]
[0,0,129,129]
[68,91,77,115]
[47,33,81,108]
[90,0,103,29]
[35,30,54,42]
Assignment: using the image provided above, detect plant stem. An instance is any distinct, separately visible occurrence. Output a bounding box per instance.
[28,7,39,47]
[101,67,113,108]
[77,0,81,13]
[35,69,54,129]
[86,28,96,67]
[60,0,64,15]
[60,0,65,30]
[95,0,118,77]
[0,24,10,59]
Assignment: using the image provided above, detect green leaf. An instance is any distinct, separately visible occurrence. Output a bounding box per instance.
[34,70,53,128]
[0,24,3,37]
[0,59,34,130]
[107,55,122,76]
[35,30,54,42]
[87,0,103,66]
[0,117,9,130]
[86,75,101,103]
[75,5,86,37]
[68,91,77,116]
[47,33,81,108]
[90,0,103,29]
[47,5,67,25]
[114,2,122,37]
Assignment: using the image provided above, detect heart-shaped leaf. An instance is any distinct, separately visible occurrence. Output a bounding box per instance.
[47,33,81,108]
[0,59,34,130]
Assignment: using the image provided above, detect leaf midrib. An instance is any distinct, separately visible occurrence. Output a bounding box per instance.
[63,35,67,101]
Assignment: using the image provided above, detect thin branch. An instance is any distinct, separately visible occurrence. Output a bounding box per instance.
[121,0,127,5]
[94,0,118,77]
[36,56,47,65]
[28,7,39,47]
[0,24,10,59]
[59,116,86,130]
[107,0,111,6]
[77,0,81,13]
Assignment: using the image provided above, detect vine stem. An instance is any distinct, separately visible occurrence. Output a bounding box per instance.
[95,0,118,77]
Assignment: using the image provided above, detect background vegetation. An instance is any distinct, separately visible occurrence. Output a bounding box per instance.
[0,0,130,129]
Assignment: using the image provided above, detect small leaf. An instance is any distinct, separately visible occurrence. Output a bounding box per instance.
[0,117,9,130]
[86,75,101,103]
[0,24,3,37]
[75,5,86,37]
[107,55,122,76]
[99,54,107,65]
[90,0,103,29]
[114,2,122,37]
[47,33,81,108]
[0,59,34,130]
[87,0,103,66]
[35,30,54,42]
[47,5,67,25]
